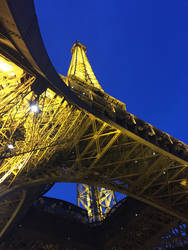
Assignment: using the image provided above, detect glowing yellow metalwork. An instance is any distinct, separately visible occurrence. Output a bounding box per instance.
[67,42,116,220]
[68,42,102,90]
[77,184,116,221]
[98,187,116,215]
[0,54,83,184]
[180,179,187,186]
[77,184,92,218]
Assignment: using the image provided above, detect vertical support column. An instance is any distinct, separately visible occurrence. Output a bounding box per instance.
[77,184,116,222]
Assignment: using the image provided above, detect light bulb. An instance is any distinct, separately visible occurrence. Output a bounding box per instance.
[7,72,15,77]
[18,164,24,170]
[0,59,13,72]
[30,104,39,113]
[8,144,14,149]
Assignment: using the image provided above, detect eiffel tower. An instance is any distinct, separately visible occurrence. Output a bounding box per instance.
[0,0,188,249]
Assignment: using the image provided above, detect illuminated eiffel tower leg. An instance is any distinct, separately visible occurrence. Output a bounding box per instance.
[0,55,57,237]
[98,187,117,216]
[0,51,88,186]
[77,184,116,221]
[0,52,88,236]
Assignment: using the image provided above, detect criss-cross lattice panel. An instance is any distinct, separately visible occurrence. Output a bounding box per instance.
[77,184,93,218]
[68,41,102,90]
[77,184,116,221]
[0,54,86,186]
[17,110,187,225]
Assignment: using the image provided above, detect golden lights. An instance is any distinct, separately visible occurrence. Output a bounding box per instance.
[180,179,187,187]
[68,42,102,90]
[0,58,13,73]
[0,53,80,185]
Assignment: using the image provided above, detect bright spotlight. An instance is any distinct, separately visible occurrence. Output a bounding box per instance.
[8,144,14,149]
[30,104,39,113]
[0,59,13,72]
[18,164,24,170]
[7,71,16,77]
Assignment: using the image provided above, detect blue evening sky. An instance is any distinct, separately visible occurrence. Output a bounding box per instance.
[34,0,188,204]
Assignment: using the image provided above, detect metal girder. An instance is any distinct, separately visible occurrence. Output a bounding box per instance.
[77,184,116,221]
[0,54,85,185]
[0,189,26,238]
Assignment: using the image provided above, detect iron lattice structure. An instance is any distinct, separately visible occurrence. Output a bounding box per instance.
[0,0,187,249]
[70,42,117,221]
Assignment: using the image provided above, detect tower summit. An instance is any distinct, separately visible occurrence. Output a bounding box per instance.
[68,41,102,90]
